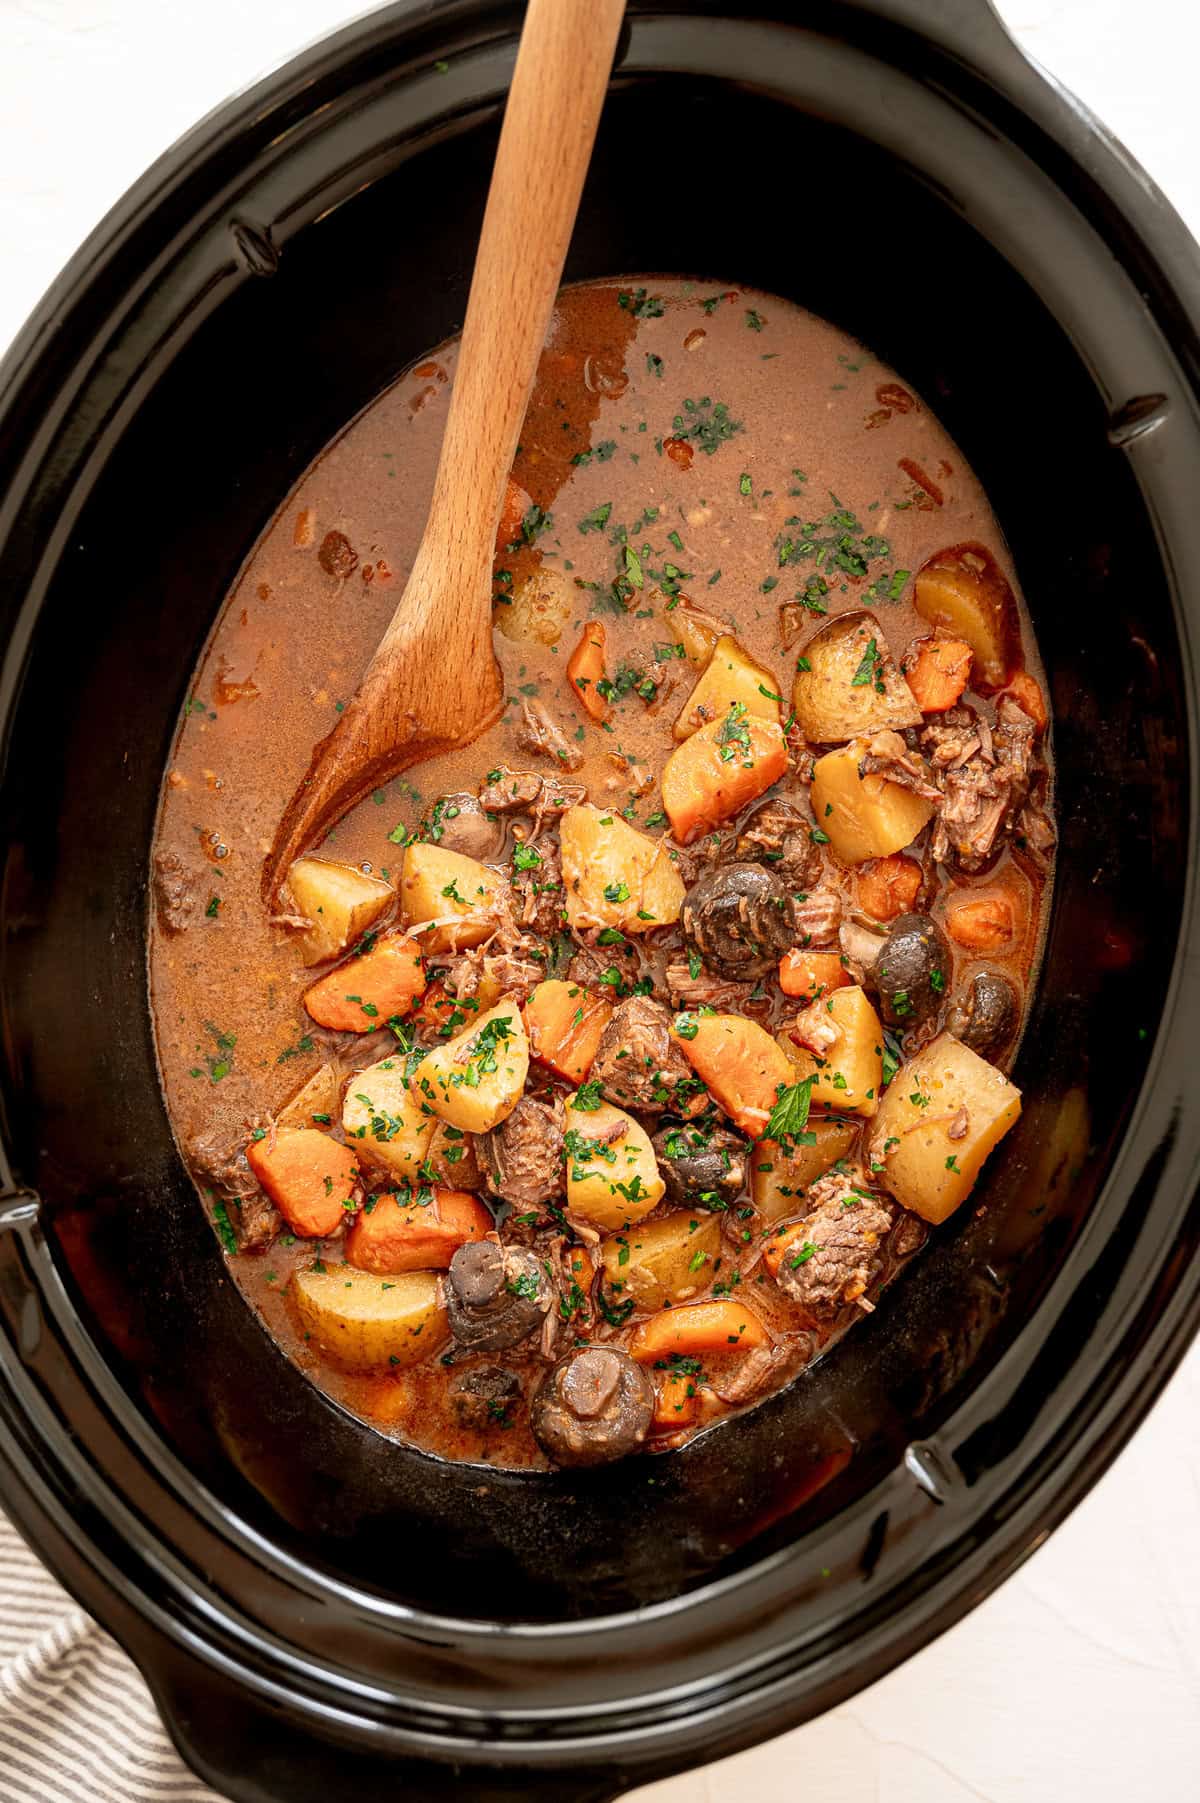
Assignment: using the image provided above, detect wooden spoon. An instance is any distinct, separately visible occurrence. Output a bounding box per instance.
[264,0,627,902]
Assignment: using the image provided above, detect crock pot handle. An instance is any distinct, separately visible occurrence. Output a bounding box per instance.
[153,1668,624,1803]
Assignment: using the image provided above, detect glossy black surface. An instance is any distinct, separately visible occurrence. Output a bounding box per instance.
[0,2,1197,1799]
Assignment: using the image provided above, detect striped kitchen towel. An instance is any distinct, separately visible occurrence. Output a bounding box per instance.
[0,1511,220,1802]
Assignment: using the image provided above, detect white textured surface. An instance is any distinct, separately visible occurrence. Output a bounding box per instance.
[0,4,1197,1800]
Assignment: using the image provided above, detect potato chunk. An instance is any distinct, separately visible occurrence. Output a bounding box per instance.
[778,985,884,1117]
[408,1001,529,1133]
[871,1032,1021,1223]
[277,1061,342,1131]
[559,803,685,932]
[750,1116,859,1220]
[342,1055,476,1185]
[494,565,575,646]
[674,634,781,741]
[674,605,724,668]
[913,543,1018,690]
[599,1210,723,1310]
[790,610,921,743]
[400,842,504,954]
[809,742,936,865]
[287,857,393,966]
[293,1266,448,1370]
[564,1095,664,1231]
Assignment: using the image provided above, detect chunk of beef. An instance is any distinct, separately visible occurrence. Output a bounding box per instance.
[734,798,820,888]
[478,1094,564,1210]
[774,1171,893,1319]
[153,848,198,934]
[664,959,755,1013]
[592,995,701,1114]
[187,1126,259,1201]
[478,768,543,814]
[233,1189,283,1253]
[707,1341,807,1406]
[515,698,584,772]
[922,699,1041,871]
[186,1126,280,1251]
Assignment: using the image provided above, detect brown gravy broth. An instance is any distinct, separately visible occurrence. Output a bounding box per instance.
[149,278,1052,1468]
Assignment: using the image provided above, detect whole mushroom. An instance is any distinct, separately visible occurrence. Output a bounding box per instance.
[873,912,951,1029]
[426,791,504,861]
[449,1364,521,1427]
[653,1120,748,1208]
[530,1346,654,1467]
[681,862,796,979]
[444,1239,552,1354]
[947,968,1019,1061]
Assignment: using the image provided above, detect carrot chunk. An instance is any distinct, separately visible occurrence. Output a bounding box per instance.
[303,931,426,1033]
[670,1012,794,1139]
[631,1301,770,1362]
[945,893,1015,951]
[778,949,851,1003]
[904,636,973,712]
[495,475,532,553]
[246,1129,359,1237]
[523,978,612,1083]
[652,1367,702,1431]
[661,711,789,843]
[345,1188,491,1274]
[566,622,611,723]
[1001,669,1048,733]
[855,852,923,923]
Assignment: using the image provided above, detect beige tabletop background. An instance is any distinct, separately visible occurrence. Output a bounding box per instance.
[0,3,1197,1800]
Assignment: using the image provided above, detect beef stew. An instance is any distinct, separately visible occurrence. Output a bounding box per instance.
[149,278,1053,1468]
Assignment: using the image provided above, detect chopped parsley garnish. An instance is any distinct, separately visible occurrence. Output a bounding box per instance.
[672,395,742,456]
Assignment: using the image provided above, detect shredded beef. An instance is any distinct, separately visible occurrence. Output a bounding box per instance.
[439,944,545,1007]
[664,960,756,1013]
[512,839,566,937]
[515,698,584,772]
[790,885,842,947]
[858,731,943,803]
[922,698,1040,870]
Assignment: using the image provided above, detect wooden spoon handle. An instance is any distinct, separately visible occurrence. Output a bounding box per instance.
[411,0,627,595]
[264,0,624,901]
